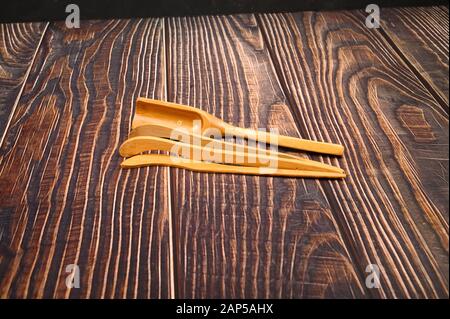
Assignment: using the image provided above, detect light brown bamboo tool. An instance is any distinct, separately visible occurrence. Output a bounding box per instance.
[132,98,344,156]
[121,154,346,179]
[119,135,344,173]
[120,98,346,178]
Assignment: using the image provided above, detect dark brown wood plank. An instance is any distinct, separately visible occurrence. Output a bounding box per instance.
[0,23,47,143]
[0,19,172,298]
[382,6,449,106]
[258,10,449,298]
[166,15,367,298]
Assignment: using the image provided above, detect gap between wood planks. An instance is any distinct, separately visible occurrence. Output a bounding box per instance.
[163,17,177,299]
[378,7,448,110]
[377,27,448,112]
[0,22,49,149]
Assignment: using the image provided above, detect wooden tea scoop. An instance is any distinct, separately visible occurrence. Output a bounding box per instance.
[132,98,345,156]
[121,154,346,179]
[119,135,344,173]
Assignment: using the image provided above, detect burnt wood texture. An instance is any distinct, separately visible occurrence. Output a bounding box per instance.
[166,15,365,298]
[0,23,47,144]
[382,6,449,105]
[0,19,172,298]
[257,9,448,298]
[0,7,448,298]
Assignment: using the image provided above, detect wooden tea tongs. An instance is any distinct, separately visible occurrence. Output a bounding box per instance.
[119,98,346,178]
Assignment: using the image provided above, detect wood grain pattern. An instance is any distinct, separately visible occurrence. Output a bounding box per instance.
[382,6,449,106]
[166,15,366,298]
[0,7,448,299]
[0,23,47,143]
[258,10,449,298]
[0,19,172,298]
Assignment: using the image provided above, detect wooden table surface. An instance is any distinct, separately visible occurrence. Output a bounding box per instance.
[0,6,448,299]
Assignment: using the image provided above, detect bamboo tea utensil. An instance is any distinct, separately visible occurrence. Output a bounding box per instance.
[119,135,344,173]
[121,154,346,179]
[132,98,344,156]
[119,98,346,178]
